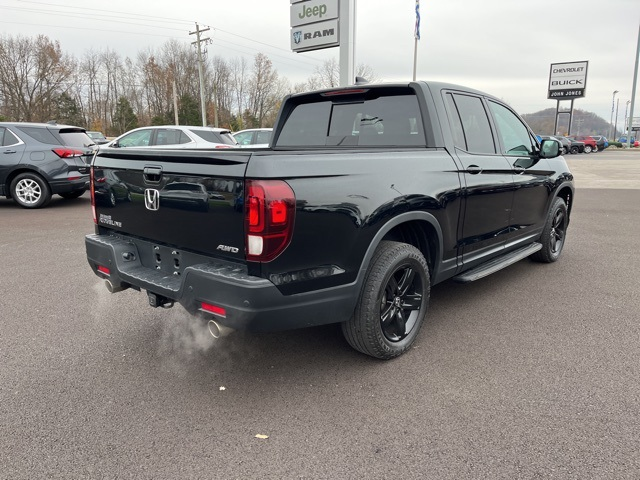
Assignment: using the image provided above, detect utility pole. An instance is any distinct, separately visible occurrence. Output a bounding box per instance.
[190,23,210,126]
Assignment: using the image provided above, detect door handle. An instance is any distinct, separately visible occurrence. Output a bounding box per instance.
[466,165,482,174]
[3,150,16,154]
[513,165,525,174]
[143,166,163,183]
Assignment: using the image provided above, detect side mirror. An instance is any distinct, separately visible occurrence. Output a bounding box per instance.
[540,139,560,158]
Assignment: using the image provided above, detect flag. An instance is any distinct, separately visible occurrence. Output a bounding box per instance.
[415,0,420,40]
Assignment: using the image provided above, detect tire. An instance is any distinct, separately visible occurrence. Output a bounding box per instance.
[531,197,568,263]
[10,172,52,209]
[562,147,569,155]
[59,189,86,199]
[342,241,430,359]
[570,146,579,154]
[593,145,598,153]
[584,145,592,153]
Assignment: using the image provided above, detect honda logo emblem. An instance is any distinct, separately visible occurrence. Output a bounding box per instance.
[144,189,160,211]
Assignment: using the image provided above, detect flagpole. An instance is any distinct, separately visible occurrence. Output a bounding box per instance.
[413,0,420,81]
[413,37,418,81]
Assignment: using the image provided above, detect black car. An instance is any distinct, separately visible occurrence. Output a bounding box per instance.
[0,122,95,208]
[555,135,585,154]
[590,135,608,152]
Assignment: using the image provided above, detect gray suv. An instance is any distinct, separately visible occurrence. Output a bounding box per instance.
[0,122,95,208]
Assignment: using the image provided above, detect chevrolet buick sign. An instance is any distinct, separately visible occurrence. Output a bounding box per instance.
[548,61,589,99]
[291,19,339,52]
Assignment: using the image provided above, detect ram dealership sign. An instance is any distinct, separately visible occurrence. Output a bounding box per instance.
[548,61,589,99]
[291,0,340,53]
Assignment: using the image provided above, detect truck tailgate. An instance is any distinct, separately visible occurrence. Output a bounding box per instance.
[92,148,250,261]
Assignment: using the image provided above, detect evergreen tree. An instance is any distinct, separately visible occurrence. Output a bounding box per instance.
[113,96,138,135]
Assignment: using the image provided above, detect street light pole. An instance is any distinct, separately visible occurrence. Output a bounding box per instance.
[624,100,631,136]
[610,90,619,140]
[614,98,620,139]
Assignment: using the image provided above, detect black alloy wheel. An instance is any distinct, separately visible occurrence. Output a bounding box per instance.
[379,264,423,342]
[342,241,430,359]
[531,197,568,263]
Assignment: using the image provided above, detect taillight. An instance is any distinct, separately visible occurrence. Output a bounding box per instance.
[90,167,96,224]
[53,148,84,158]
[245,180,295,262]
[215,145,233,149]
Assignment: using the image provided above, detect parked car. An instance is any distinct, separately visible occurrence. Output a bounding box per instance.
[568,135,597,153]
[618,136,638,147]
[540,135,567,155]
[590,135,608,152]
[0,122,95,208]
[87,131,110,145]
[107,126,238,149]
[556,135,584,154]
[232,128,273,147]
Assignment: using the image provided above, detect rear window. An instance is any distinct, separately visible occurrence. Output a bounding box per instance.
[275,90,426,148]
[191,130,237,145]
[59,130,95,148]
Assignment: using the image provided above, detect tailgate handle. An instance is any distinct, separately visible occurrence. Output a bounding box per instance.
[143,166,163,184]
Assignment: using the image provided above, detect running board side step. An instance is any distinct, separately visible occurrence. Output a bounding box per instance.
[453,243,542,283]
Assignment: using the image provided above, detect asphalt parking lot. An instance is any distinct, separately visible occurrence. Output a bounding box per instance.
[1,149,639,479]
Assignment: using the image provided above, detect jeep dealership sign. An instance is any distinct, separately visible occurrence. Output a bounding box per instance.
[548,61,589,99]
[291,0,340,52]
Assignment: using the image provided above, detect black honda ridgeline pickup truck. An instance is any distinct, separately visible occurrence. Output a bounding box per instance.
[86,81,574,359]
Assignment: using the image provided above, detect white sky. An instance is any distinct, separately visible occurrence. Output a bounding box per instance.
[1,0,639,125]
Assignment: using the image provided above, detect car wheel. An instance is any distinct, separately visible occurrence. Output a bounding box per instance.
[59,190,86,199]
[342,241,430,359]
[593,145,598,152]
[10,172,52,209]
[584,145,592,153]
[562,147,569,155]
[531,197,568,263]
[570,146,579,154]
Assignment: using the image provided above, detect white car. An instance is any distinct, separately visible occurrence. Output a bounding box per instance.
[232,128,273,148]
[108,125,238,149]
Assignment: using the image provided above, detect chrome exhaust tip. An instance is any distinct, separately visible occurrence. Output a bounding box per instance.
[207,319,234,339]
[105,279,129,294]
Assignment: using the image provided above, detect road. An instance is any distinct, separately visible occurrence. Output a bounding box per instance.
[1,149,639,479]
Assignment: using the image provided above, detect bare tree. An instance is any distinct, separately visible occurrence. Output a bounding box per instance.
[0,35,75,121]
[247,53,280,128]
[229,57,248,129]
[306,58,377,89]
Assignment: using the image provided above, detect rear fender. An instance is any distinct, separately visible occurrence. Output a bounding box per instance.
[356,211,444,286]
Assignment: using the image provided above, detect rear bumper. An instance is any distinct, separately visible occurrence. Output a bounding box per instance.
[50,176,90,194]
[85,233,358,331]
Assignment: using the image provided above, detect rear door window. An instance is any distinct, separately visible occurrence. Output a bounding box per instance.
[256,130,272,143]
[448,94,496,154]
[155,129,191,146]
